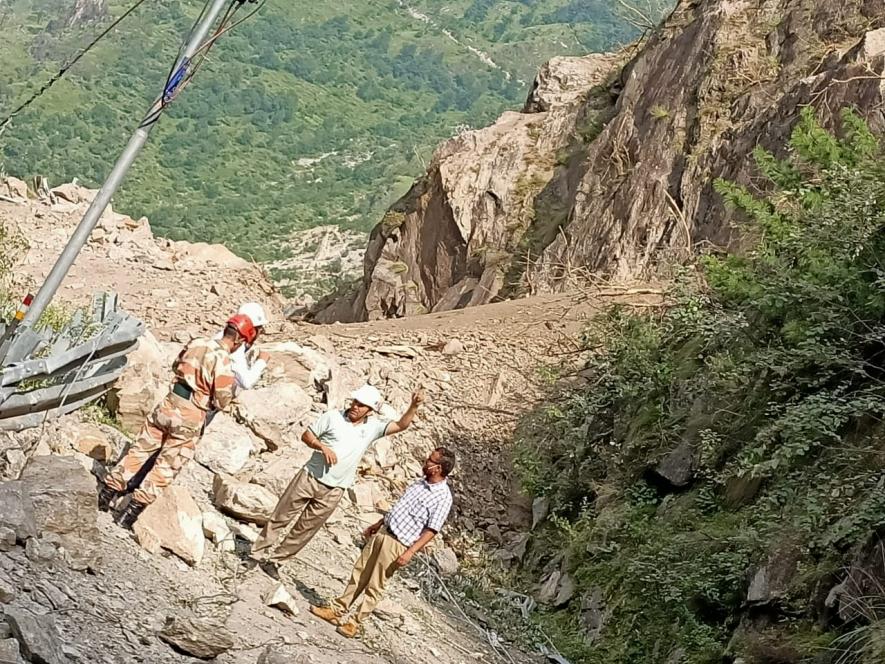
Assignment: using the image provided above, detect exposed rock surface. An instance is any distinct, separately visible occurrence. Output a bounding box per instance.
[104,330,168,435]
[19,456,99,570]
[0,483,37,543]
[133,486,205,566]
[0,287,612,664]
[195,413,259,475]
[212,475,277,525]
[313,52,618,322]
[1,180,284,344]
[317,0,885,322]
[158,614,234,659]
[3,608,66,664]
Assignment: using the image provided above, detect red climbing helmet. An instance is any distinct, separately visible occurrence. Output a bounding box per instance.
[226,313,258,345]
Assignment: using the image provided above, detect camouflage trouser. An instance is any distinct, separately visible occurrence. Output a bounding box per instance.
[105,393,205,506]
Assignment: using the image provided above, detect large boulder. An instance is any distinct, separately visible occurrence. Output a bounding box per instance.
[106,330,168,435]
[0,482,37,542]
[196,413,259,475]
[19,456,99,570]
[212,475,277,525]
[159,614,235,659]
[260,341,331,389]
[236,383,313,450]
[251,447,314,497]
[133,486,205,566]
[4,607,66,664]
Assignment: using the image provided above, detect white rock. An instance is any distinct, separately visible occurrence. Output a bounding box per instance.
[442,339,464,355]
[201,510,233,552]
[231,522,260,543]
[262,584,300,616]
[133,486,205,566]
[213,475,278,525]
[197,413,259,475]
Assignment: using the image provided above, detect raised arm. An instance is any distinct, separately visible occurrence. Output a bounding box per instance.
[385,388,425,435]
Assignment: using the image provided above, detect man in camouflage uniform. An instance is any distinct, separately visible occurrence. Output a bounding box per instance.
[99,314,256,528]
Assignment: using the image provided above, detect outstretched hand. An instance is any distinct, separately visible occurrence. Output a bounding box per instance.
[410,388,426,408]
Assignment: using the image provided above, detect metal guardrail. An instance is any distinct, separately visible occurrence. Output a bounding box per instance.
[0,292,143,431]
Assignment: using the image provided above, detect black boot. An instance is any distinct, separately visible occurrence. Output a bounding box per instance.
[115,500,147,529]
[98,484,123,512]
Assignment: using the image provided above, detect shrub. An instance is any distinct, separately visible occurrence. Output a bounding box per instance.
[515,107,885,662]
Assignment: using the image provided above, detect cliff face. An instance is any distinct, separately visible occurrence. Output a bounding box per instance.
[316,0,885,322]
[537,0,885,285]
[314,53,622,322]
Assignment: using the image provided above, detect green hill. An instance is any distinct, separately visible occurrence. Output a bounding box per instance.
[0,0,671,262]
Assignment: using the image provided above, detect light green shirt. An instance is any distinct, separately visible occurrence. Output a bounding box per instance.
[303,410,391,488]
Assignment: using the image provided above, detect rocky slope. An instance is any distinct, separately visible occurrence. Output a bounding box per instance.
[0,179,284,342]
[1,177,652,661]
[0,284,628,663]
[317,0,885,322]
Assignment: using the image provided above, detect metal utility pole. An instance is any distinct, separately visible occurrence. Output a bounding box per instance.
[15,0,231,334]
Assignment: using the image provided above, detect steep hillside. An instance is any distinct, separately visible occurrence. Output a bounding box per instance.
[0,176,639,660]
[503,110,885,663]
[318,0,885,322]
[0,0,671,264]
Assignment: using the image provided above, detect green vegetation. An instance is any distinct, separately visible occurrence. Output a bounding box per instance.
[514,108,885,662]
[0,0,672,263]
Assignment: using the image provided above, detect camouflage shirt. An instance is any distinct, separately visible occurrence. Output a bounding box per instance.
[172,337,235,412]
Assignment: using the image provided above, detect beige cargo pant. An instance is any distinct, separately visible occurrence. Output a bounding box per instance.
[252,468,344,562]
[332,526,407,623]
[105,393,204,506]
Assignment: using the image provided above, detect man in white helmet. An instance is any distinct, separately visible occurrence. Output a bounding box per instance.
[202,303,270,433]
[249,383,425,579]
[229,302,270,392]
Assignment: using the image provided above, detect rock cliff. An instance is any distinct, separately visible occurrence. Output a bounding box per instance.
[317,0,885,322]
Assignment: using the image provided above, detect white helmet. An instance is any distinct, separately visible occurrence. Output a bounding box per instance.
[351,384,383,411]
[238,302,268,327]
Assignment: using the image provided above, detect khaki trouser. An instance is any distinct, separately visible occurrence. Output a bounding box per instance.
[332,526,407,623]
[105,394,204,505]
[252,468,343,562]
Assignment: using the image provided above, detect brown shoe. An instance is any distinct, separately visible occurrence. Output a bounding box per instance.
[336,621,360,638]
[310,605,342,625]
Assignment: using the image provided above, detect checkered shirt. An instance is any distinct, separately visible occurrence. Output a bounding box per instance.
[385,478,453,547]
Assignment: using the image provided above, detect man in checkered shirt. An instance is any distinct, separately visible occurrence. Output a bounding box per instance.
[311,446,456,637]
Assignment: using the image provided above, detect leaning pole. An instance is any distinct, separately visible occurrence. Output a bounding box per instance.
[14,0,233,335]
